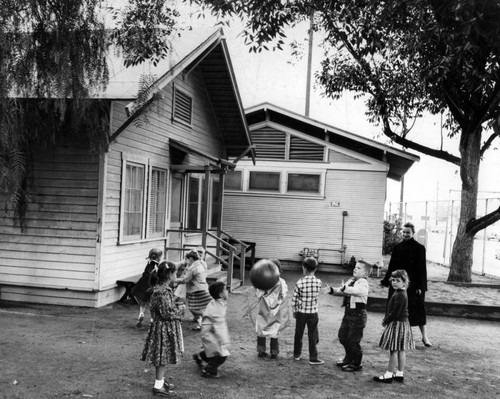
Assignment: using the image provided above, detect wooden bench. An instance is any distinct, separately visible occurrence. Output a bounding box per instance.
[116,274,141,302]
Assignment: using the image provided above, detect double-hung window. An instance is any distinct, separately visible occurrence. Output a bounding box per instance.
[120,157,168,243]
[122,162,146,241]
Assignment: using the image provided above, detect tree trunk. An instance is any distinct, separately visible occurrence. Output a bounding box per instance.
[447,128,481,282]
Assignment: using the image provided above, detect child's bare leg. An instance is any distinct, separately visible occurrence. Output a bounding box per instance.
[397,350,406,372]
[387,350,398,372]
[136,300,146,327]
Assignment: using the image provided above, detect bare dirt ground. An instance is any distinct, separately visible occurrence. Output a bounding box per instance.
[1,264,500,399]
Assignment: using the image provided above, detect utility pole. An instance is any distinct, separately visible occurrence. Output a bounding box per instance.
[305,12,314,116]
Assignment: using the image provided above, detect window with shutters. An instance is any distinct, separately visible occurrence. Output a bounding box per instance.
[172,87,192,126]
[148,167,168,237]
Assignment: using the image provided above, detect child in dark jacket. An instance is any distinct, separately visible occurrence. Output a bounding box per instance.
[374,269,415,383]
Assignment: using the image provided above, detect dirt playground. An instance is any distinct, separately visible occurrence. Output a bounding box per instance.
[1,264,499,399]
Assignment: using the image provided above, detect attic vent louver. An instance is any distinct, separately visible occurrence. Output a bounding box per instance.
[289,135,324,161]
[173,88,192,125]
[251,127,286,159]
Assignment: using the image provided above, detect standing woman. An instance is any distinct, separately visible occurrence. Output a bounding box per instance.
[380,222,432,347]
[176,250,212,330]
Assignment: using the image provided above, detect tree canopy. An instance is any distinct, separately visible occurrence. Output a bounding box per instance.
[191,0,500,281]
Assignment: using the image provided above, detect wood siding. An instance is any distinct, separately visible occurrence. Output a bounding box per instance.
[101,69,224,291]
[223,169,386,266]
[0,140,99,303]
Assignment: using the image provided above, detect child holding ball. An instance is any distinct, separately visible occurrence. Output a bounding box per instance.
[254,258,288,359]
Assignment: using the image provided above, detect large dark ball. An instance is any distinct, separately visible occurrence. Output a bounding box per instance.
[250,259,280,290]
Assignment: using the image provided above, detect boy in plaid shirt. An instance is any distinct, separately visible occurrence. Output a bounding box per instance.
[292,257,324,365]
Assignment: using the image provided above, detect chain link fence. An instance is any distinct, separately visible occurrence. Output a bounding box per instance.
[385,198,500,277]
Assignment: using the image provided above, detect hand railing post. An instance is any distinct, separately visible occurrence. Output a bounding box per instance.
[240,243,246,282]
[227,247,234,292]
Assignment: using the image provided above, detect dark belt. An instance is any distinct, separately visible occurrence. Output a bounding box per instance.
[346,303,366,310]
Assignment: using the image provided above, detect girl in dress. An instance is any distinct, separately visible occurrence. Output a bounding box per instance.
[141,261,185,397]
[131,248,162,327]
[175,250,212,330]
[374,269,415,383]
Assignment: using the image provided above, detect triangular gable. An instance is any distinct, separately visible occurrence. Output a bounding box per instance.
[249,122,376,166]
[246,103,419,180]
[328,148,368,164]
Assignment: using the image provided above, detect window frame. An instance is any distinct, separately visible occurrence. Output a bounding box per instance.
[119,156,148,243]
[119,155,170,244]
[146,164,169,239]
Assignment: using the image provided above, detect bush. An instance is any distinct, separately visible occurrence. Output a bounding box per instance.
[383,219,402,255]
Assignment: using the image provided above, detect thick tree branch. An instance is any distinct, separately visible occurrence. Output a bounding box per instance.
[381,122,460,165]
[480,125,499,157]
[467,207,500,236]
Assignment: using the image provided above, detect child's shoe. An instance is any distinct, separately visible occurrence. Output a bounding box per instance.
[308,358,324,365]
[201,369,220,379]
[193,353,203,367]
[257,351,268,358]
[136,315,144,328]
[342,363,363,372]
[373,371,394,383]
[393,371,404,382]
[153,386,171,396]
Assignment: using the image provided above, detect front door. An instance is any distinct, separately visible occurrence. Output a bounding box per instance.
[168,173,184,261]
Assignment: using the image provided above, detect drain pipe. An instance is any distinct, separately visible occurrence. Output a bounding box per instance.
[341,211,348,264]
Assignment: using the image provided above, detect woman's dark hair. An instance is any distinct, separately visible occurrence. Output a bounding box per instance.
[403,222,415,234]
[185,250,199,260]
[150,261,176,286]
[209,281,226,299]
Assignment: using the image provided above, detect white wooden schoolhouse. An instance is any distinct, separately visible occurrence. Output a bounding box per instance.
[0,28,255,307]
[222,103,419,269]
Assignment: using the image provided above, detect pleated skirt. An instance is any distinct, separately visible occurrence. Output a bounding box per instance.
[187,290,212,311]
[379,320,415,351]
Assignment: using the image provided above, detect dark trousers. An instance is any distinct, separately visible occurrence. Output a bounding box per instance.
[199,351,227,375]
[293,312,319,360]
[338,308,367,366]
[257,336,279,356]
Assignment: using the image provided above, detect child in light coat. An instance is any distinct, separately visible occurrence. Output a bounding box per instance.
[255,258,288,359]
[193,281,230,378]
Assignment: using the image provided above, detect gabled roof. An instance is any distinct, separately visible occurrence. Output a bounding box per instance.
[108,28,255,161]
[245,103,419,181]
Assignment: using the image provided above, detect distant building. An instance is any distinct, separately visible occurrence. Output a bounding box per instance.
[222,103,419,269]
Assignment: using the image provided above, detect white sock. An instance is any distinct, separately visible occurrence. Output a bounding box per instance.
[384,371,394,378]
[154,379,164,389]
[395,370,404,377]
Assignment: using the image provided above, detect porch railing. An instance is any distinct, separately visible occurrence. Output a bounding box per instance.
[165,228,253,291]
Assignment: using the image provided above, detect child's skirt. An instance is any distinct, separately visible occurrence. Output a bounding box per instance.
[379,320,415,351]
[187,290,212,311]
